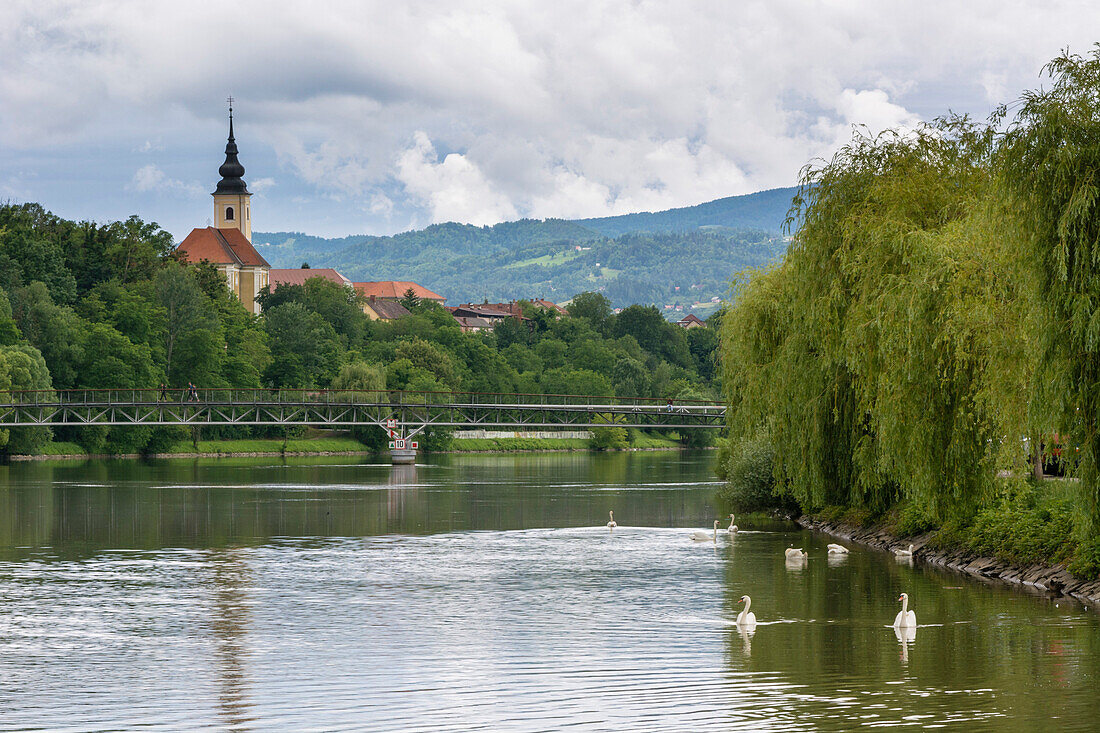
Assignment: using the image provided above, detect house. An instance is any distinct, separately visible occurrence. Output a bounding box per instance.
[530,299,568,316]
[362,297,411,322]
[175,106,270,314]
[269,268,351,290]
[451,304,516,323]
[353,281,445,303]
[451,315,496,333]
[677,313,706,328]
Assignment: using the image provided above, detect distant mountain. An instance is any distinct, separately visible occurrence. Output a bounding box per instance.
[576,187,797,237]
[253,188,797,311]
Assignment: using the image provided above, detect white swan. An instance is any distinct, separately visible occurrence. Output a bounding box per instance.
[827,543,849,554]
[893,592,916,628]
[691,520,719,542]
[607,510,617,531]
[784,546,807,559]
[727,514,738,534]
[894,544,914,558]
[736,595,757,626]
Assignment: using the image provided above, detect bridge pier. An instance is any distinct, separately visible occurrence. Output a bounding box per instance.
[390,447,417,464]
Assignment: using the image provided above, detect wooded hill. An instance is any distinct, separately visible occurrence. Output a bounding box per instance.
[254,187,796,310]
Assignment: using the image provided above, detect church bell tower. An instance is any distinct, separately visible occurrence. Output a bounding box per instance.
[212,98,252,242]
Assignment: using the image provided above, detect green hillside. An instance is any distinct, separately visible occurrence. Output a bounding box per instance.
[576,186,797,237]
[253,188,796,309]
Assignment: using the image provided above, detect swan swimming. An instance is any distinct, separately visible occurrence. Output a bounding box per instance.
[784,547,807,559]
[827,543,849,554]
[893,592,917,628]
[607,510,617,531]
[691,520,719,542]
[736,595,757,626]
[894,544,914,558]
[727,514,738,534]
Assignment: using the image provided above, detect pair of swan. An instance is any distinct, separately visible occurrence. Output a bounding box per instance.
[690,515,739,542]
[783,543,849,558]
[733,592,916,629]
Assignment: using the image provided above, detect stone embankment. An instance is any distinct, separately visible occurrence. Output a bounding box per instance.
[799,515,1100,607]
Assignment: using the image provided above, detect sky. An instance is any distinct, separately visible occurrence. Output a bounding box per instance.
[2,1,1099,241]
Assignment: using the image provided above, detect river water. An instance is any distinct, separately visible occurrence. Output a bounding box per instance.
[0,452,1096,731]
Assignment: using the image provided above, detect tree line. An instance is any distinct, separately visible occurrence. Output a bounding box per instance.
[0,203,719,455]
[718,47,1100,573]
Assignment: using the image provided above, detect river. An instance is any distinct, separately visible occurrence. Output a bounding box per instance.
[0,452,1096,731]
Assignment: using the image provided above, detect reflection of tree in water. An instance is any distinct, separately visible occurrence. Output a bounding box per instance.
[208,549,253,731]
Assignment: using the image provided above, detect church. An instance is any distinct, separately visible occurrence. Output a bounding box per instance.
[175,107,270,314]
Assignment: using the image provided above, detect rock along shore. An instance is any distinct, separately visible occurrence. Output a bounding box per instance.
[798,515,1100,607]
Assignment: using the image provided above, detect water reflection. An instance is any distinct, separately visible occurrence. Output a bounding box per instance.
[209,549,254,730]
[1,453,1099,730]
[893,624,917,664]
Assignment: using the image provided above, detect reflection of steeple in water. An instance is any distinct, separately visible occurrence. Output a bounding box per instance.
[387,464,418,525]
[208,548,254,730]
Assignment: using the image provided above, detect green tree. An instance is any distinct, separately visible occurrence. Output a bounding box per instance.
[998,46,1100,526]
[0,288,21,346]
[567,292,613,334]
[155,264,222,385]
[263,302,342,387]
[77,322,158,388]
[331,361,388,449]
[0,343,53,454]
[9,282,86,389]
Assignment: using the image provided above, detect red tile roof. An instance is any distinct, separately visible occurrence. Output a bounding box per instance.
[269,268,350,290]
[677,313,706,327]
[353,281,445,301]
[532,299,569,315]
[176,227,270,268]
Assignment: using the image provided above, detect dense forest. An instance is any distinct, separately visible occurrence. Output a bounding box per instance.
[254,188,795,311]
[0,202,720,456]
[717,48,1100,577]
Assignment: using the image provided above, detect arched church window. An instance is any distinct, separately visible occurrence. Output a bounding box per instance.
[225,207,235,221]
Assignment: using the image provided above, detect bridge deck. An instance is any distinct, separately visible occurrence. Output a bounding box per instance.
[0,388,726,430]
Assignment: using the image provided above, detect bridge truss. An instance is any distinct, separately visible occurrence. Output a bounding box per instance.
[0,388,726,462]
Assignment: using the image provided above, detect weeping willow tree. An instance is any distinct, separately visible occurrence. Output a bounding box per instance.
[998,46,1100,527]
[721,117,1031,518]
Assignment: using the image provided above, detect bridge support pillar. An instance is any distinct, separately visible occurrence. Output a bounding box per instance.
[390,447,417,464]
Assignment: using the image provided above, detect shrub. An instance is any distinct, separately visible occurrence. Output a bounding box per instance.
[590,425,628,450]
[717,433,797,513]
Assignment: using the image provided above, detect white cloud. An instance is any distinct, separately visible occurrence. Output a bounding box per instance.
[127,164,204,197]
[250,176,276,194]
[397,131,517,225]
[2,0,1100,235]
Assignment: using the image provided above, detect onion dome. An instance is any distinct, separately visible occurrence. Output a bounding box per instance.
[215,107,249,194]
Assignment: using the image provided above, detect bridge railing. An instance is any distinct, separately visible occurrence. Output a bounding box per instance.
[0,387,723,410]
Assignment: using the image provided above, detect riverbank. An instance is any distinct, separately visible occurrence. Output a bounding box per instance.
[8,434,686,460]
[799,513,1100,606]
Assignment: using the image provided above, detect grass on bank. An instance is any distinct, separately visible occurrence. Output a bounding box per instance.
[716,433,1100,579]
[811,478,1098,578]
[159,437,368,454]
[23,430,686,458]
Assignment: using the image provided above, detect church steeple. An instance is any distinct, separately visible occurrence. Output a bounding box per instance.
[212,96,253,242]
[215,100,248,194]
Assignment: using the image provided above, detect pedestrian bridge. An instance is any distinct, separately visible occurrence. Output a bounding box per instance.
[0,388,726,462]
